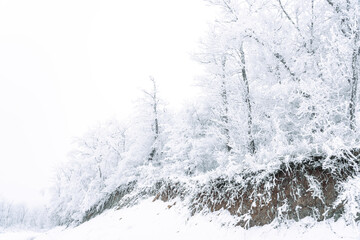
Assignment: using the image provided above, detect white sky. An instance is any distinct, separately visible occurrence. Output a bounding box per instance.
[0,0,214,206]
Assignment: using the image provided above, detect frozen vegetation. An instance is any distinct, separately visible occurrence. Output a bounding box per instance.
[2,0,360,238]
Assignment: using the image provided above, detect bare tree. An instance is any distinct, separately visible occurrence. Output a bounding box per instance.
[220,56,232,152]
[143,76,160,160]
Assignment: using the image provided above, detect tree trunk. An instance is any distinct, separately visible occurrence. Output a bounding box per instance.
[220,56,232,152]
[148,76,159,161]
[326,0,359,131]
[239,43,256,155]
[349,31,359,131]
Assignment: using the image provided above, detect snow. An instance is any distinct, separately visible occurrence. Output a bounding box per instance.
[1,1,360,239]
[1,198,359,240]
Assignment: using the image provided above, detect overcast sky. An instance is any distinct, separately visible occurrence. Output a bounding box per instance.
[0,0,215,206]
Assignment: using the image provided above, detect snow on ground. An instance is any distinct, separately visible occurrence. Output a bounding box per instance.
[1,197,360,240]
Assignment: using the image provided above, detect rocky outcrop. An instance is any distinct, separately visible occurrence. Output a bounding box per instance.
[82,181,137,222]
[82,150,360,228]
[190,150,360,228]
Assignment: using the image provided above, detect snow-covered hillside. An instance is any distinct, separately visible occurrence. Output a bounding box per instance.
[2,0,360,238]
[1,197,359,240]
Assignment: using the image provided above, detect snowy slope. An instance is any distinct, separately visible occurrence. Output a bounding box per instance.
[1,197,360,240]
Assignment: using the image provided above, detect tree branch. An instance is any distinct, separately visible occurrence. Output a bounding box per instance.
[277,0,303,36]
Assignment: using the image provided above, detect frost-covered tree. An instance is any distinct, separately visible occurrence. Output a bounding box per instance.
[48,0,360,227]
[124,76,169,166]
[163,102,225,175]
[324,0,360,131]
[197,0,360,164]
[0,199,50,230]
[143,76,161,161]
[50,120,129,224]
[50,78,171,224]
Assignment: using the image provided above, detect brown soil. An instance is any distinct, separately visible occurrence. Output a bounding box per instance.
[189,150,360,228]
[82,149,360,228]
